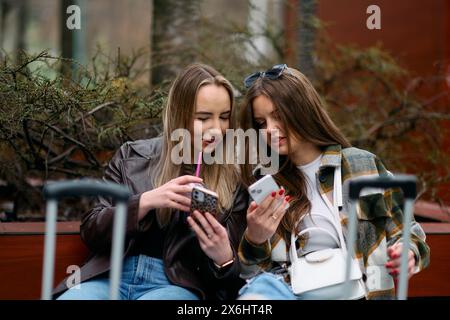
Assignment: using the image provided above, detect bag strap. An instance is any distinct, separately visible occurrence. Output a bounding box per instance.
[292,166,348,260]
[289,166,363,286]
[290,232,299,263]
[334,164,343,208]
[296,226,341,249]
[291,224,342,262]
[331,165,347,254]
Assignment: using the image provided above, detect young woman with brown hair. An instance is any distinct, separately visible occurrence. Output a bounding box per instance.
[237,64,429,300]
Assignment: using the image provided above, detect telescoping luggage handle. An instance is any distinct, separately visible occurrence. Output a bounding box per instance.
[41,180,130,300]
[344,175,416,300]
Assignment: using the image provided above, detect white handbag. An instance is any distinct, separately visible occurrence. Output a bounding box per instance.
[288,166,366,300]
[288,227,366,299]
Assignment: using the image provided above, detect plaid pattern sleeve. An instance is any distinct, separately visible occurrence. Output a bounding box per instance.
[238,234,273,279]
[375,157,430,273]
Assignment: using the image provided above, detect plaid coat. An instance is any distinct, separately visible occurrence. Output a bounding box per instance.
[238,145,430,300]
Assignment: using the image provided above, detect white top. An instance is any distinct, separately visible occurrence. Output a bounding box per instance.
[297,154,340,255]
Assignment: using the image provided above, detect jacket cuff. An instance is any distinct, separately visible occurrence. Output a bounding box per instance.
[208,248,239,280]
[393,239,421,274]
[409,242,421,274]
[126,193,142,235]
[238,233,271,265]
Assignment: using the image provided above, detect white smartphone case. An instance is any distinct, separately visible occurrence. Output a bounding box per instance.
[249,175,289,209]
[249,175,279,204]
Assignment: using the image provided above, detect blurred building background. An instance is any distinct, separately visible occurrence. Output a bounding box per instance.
[0,0,448,220]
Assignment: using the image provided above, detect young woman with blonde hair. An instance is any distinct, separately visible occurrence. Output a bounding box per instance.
[56,64,248,300]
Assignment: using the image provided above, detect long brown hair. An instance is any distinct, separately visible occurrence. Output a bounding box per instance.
[240,66,351,242]
[153,63,239,228]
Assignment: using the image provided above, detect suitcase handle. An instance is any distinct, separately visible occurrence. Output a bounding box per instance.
[348,174,416,200]
[43,179,130,201]
[344,174,417,300]
[41,180,130,300]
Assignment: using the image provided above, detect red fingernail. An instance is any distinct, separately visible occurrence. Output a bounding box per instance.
[271,191,276,197]
[279,189,285,196]
[285,195,291,202]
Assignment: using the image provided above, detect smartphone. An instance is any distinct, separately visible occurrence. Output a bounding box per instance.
[190,184,219,216]
[248,175,289,209]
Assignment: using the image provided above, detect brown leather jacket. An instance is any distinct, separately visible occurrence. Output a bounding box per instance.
[53,137,249,300]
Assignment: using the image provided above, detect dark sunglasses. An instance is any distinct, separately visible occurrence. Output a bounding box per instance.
[243,64,288,89]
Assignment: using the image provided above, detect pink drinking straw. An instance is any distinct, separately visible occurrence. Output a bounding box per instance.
[195,151,202,177]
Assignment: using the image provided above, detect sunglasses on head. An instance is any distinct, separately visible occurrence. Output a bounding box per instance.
[243,64,288,89]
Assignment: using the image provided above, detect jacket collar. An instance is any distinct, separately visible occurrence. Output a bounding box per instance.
[128,136,163,160]
[320,144,342,168]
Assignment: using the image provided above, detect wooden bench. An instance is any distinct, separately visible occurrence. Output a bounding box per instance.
[0,222,449,299]
[0,222,89,300]
[407,223,450,298]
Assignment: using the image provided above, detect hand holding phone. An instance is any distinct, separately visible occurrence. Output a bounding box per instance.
[190,184,219,216]
[245,175,290,245]
[249,175,289,210]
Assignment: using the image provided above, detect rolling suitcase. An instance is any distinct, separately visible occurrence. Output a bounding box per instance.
[344,174,417,300]
[41,179,130,300]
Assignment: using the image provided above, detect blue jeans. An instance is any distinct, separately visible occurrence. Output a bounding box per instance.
[238,272,298,300]
[57,255,200,300]
[238,272,367,300]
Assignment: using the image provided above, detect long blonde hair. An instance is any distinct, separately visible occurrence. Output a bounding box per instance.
[154,63,239,227]
[240,66,351,243]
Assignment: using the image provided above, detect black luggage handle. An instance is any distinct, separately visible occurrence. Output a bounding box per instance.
[41,179,130,300]
[43,179,130,201]
[349,175,416,200]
